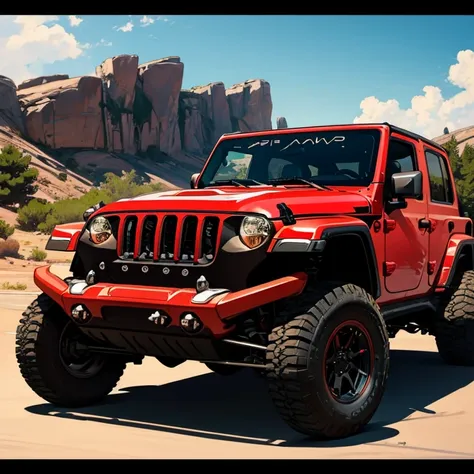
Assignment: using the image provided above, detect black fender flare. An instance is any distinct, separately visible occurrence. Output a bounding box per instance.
[440,237,474,288]
[319,225,381,300]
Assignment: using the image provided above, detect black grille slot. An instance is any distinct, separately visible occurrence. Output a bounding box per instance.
[180,216,198,261]
[108,216,120,239]
[160,215,178,259]
[139,216,157,260]
[122,216,137,257]
[200,217,219,261]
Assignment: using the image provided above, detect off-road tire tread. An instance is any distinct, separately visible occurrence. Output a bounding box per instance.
[267,282,389,439]
[436,270,474,366]
[15,294,126,407]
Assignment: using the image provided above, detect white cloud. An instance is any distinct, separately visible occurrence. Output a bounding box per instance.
[68,15,83,27]
[354,49,474,138]
[0,15,83,85]
[140,15,154,27]
[115,21,134,33]
[96,38,112,47]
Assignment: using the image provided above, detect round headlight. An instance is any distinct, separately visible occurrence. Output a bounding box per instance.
[239,216,271,249]
[89,216,112,245]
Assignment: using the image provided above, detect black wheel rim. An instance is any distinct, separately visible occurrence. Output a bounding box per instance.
[59,322,105,378]
[323,320,374,404]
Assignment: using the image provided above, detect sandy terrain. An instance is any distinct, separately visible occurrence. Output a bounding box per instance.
[0,205,72,291]
[1,294,474,458]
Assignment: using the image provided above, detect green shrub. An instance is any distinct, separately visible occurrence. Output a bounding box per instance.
[16,170,163,234]
[0,219,14,240]
[58,172,68,182]
[30,247,47,262]
[17,199,52,231]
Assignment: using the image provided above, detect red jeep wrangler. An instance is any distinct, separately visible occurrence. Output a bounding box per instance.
[16,123,474,440]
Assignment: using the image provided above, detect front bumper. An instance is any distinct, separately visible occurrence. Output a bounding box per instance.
[34,265,308,338]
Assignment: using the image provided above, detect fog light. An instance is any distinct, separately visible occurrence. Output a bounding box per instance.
[196,275,209,293]
[71,304,92,324]
[180,313,203,334]
[85,270,96,285]
[148,310,171,327]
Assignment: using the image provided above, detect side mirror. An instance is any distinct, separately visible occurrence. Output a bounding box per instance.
[190,173,199,189]
[392,171,422,198]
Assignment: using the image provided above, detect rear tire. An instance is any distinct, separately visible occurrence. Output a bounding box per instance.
[16,293,127,407]
[266,282,390,439]
[435,270,474,366]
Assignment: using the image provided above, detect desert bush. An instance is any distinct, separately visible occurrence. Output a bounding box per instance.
[0,238,20,257]
[0,219,14,240]
[30,247,47,262]
[16,170,163,234]
[58,172,68,182]
[2,281,27,290]
[17,199,52,231]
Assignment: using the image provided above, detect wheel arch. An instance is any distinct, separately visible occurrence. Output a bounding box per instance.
[437,235,474,289]
[319,225,381,299]
[269,217,380,299]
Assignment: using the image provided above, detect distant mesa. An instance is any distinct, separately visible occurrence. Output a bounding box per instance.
[276,117,288,129]
[0,54,276,160]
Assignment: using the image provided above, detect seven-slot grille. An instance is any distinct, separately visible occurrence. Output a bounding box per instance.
[116,213,221,264]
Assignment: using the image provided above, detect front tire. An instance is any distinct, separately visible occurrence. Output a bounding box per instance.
[16,294,127,407]
[266,283,390,439]
[435,270,474,366]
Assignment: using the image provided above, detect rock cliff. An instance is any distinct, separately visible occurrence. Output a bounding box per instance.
[1,54,275,161]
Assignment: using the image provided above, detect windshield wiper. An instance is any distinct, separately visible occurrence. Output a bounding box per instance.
[268,177,330,190]
[212,178,263,187]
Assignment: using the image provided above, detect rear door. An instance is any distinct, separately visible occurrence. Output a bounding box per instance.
[424,146,460,286]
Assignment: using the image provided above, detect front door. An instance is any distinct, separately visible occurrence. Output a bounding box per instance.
[384,136,429,293]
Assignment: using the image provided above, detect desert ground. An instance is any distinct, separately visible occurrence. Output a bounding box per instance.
[0,263,473,458]
[1,291,474,458]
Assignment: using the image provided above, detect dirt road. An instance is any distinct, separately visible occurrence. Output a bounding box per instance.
[1,291,474,459]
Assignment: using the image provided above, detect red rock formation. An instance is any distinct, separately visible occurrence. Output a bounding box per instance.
[3,54,273,160]
[276,117,288,129]
[179,82,235,155]
[96,55,138,154]
[17,75,70,91]
[179,90,210,155]
[0,76,25,134]
[18,76,104,149]
[137,57,184,157]
[226,79,272,132]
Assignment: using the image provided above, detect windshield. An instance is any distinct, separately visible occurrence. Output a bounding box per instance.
[199,129,381,188]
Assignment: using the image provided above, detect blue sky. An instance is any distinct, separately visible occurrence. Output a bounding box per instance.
[3,15,474,138]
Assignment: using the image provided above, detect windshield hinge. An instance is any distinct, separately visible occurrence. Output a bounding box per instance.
[277,202,296,225]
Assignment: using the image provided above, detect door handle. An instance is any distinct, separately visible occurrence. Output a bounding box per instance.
[419,218,431,230]
[419,218,436,232]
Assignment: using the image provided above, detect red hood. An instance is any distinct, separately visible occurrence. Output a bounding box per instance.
[102,186,371,218]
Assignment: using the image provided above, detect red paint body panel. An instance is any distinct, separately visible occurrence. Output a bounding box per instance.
[33,266,307,338]
[101,187,371,220]
[435,234,474,289]
[49,222,84,251]
[36,124,474,325]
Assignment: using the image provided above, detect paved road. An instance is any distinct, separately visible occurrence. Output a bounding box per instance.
[1,291,474,459]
